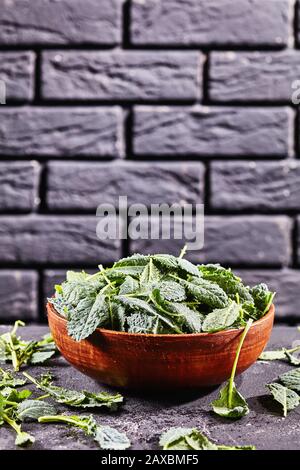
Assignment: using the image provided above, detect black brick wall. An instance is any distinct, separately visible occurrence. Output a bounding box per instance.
[0,0,299,323]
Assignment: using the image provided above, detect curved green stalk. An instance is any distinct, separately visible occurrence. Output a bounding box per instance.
[228,319,253,408]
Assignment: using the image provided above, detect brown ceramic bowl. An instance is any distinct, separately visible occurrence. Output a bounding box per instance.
[47,302,275,390]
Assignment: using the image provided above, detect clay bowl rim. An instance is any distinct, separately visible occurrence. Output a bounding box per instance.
[48,302,275,339]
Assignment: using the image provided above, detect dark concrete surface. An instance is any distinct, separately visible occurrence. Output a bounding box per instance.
[0,325,300,450]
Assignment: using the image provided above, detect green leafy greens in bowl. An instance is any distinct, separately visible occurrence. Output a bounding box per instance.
[48,252,275,342]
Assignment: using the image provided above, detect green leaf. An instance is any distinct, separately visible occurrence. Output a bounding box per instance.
[110,302,126,331]
[108,265,146,277]
[266,383,300,417]
[23,373,123,411]
[127,313,159,334]
[66,271,89,282]
[95,425,131,450]
[117,295,182,333]
[159,427,194,450]
[152,254,178,270]
[218,444,256,450]
[198,264,253,303]
[168,303,203,333]
[39,414,130,449]
[15,431,35,447]
[61,281,93,307]
[30,350,56,364]
[177,258,200,277]
[140,259,161,287]
[0,323,57,371]
[202,301,240,333]
[114,254,150,267]
[151,289,203,333]
[185,431,219,450]
[159,427,254,451]
[38,414,97,436]
[278,368,300,392]
[259,345,300,365]
[118,276,139,295]
[211,382,249,418]
[68,294,109,341]
[259,350,286,361]
[158,280,186,302]
[17,400,57,421]
[211,319,253,419]
[2,387,32,402]
[285,352,300,366]
[0,368,27,389]
[181,277,229,309]
[251,283,275,315]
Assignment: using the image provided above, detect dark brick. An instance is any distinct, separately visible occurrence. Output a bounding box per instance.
[211,161,300,211]
[0,270,38,321]
[210,51,300,102]
[42,51,202,101]
[0,0,122,45]
[236,269,300,319]
[0,216,121,265]
[46,161,205,211]
[131,0,291,46]
[0,107,123,157]
[133,106,293,157]
[130,216,291,267]
[0,161,40,212]
[0,51,35,101]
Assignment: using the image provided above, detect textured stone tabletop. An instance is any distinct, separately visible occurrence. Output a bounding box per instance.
[0,325,300,450]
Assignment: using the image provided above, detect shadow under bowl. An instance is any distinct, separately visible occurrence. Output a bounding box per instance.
[47,302,275,390]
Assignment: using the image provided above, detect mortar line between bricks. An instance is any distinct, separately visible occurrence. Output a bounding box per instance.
[36,163,48,214]
[291,215,299,267]
[0,45,291,52]
[122,0,131,49]
[292,0,298,48]
[2,101,297,108]
[294,107,299,157]
[123,106,133,157]
[37,268,46,323]
[0,210,299,217]
[33,50,41,101]
[0,156,297,163]
[202,53,210,105]
[203,162,211,213]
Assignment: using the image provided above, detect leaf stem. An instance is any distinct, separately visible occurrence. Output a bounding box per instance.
[22,371,38,386]
[11,320,25,336]
[7,334,19,372]
[178,245,187,259]
[38,415,83,429]
[287,344,300,354]
[35,394,50,401]
[3,414,22,436]
[228,319,253,408]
